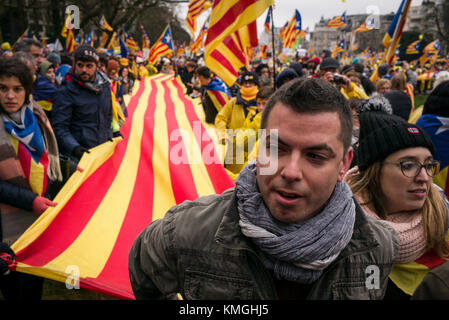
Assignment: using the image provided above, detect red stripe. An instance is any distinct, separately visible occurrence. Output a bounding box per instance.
[172,78,235,193]
[210,49,239,78]
[162,80,200,203]
[208,90,227,108]
[40,151,49,196]
[223,34,246,65]
[205,0,258,47]
[14,80,146,267]
[17,143,31,182]
[415,248,446,269]
[80,78,158,300]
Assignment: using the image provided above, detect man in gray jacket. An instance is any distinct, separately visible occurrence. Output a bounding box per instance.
[129,78,398,300]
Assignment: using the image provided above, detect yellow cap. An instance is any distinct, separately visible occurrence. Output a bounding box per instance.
[1,42,11,50]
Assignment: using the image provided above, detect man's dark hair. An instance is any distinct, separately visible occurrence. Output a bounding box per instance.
[196,66,211,79]
[186,61,197,69]
[0,56,34,105]
[256,86,274,100]
[12,38,43,53]
[60,52,73,66]
[261,78,353,152]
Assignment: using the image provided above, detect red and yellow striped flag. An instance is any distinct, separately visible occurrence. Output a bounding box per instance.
[204,0,273,86]
[185,0,212,36]
[11,75,235,299]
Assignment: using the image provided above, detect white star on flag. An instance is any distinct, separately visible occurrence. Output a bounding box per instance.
[436,116,449,135]
[12,129,36,151]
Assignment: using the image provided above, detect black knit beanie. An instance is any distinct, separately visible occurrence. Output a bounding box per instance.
[423,80,449,118]
[74,44,99,64]
[357,96,435,171]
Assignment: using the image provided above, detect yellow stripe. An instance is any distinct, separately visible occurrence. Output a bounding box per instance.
[36,77,153,278]
[168,78,215,197]
[12,139,121,253]
[151,75,177,222]
[389,261,430,296]
[208,0,240,26]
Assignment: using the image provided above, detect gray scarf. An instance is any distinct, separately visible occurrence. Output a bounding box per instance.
[235,160,356,284]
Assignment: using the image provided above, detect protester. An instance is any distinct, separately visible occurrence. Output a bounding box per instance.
[119,66,134,95]
[274,67,298,88]
[383,89,412,121]
[52,45,116,165]
[391,72,415,111]
[416,80,449,198]
[196,65,231,124]
[353,63,376,96]
[179,60,197,95]
[12,39,44,71]
[0,56,62,300]
[39,60,56,85]
[129,78,398,300]
[345,97,449,299]
[55,53,72,87]
[318,57,368,100]
[375,78,391,95]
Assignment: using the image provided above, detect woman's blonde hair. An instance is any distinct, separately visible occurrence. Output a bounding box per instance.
[347,162,449,258]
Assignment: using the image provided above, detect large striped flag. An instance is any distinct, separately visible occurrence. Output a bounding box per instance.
[204,0,273,86]
[282,10,302,49]
[185,0,213,37]
[10,75,235,299]
[148,25,174,65]
[354,15,375,33]
[326,11,347,28]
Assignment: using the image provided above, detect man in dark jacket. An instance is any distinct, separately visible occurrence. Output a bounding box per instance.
[129,78,398,300]
[52,45,114,162]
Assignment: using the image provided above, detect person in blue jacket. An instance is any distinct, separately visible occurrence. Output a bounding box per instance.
[52,45,115,163]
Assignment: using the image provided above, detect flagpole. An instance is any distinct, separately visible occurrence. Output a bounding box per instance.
[270,6,276,86]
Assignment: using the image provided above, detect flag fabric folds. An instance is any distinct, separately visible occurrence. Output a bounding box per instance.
[382,0,408,49]
[203,75,232,112]
[204,0,273,86]
[11,75,235,299]
[326,11,347,28]
[17,27,31,43]
[423,40,440,54]
[185,0,212,36]
[354,15,375,33]
[282,10,302,49]
[406,36,422,55]
[148,25,174,65]
[100,15,113,32]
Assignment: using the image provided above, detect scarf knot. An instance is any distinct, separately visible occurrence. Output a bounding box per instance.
[235,160,356,284]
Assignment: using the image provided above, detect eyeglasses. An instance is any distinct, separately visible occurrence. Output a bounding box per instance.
[383,160,440,178]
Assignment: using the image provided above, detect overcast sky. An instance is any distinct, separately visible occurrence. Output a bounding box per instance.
[174,0,424,37]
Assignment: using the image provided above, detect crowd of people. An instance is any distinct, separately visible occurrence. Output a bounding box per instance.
[1,36,449,300]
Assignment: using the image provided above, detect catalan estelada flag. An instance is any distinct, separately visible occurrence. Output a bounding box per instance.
[148,25,174,65]
[354,15,375,33]
[326,11,347,28]
[423,39,440,54]
[406,36,422,55]
[204,0,273,86]
[204,75,232,112]
[100,15,113,32]
[17,27,31,43]
[416,114,449,198]
[11,75,235,299]
[331,39,346,58]
[185,0,212,36]
[283,10,302,49]
[382,0,409,49]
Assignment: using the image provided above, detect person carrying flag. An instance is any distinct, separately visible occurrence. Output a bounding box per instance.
[345,97,449,299]
[0,56,62,300]
[52,45,118,165]
[195,65,231,124]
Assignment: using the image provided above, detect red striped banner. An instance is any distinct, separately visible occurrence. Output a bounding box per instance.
[11,75,234,299]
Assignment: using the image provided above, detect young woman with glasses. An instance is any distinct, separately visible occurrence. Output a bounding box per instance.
[345,97,449,300]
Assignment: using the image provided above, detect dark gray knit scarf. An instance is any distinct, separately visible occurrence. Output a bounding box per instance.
[235,160,356,284]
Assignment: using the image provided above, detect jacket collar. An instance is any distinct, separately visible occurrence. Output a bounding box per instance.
[215,188,380,255]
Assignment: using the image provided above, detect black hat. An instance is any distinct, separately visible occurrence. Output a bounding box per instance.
[275,67,298,88]
[357,97,435,171]
[289,62,304,77]
[384,90,412,121]
[320,57,339,70]
[74,44,99,64]
[423,80,449,118]
[240,71,259,86]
